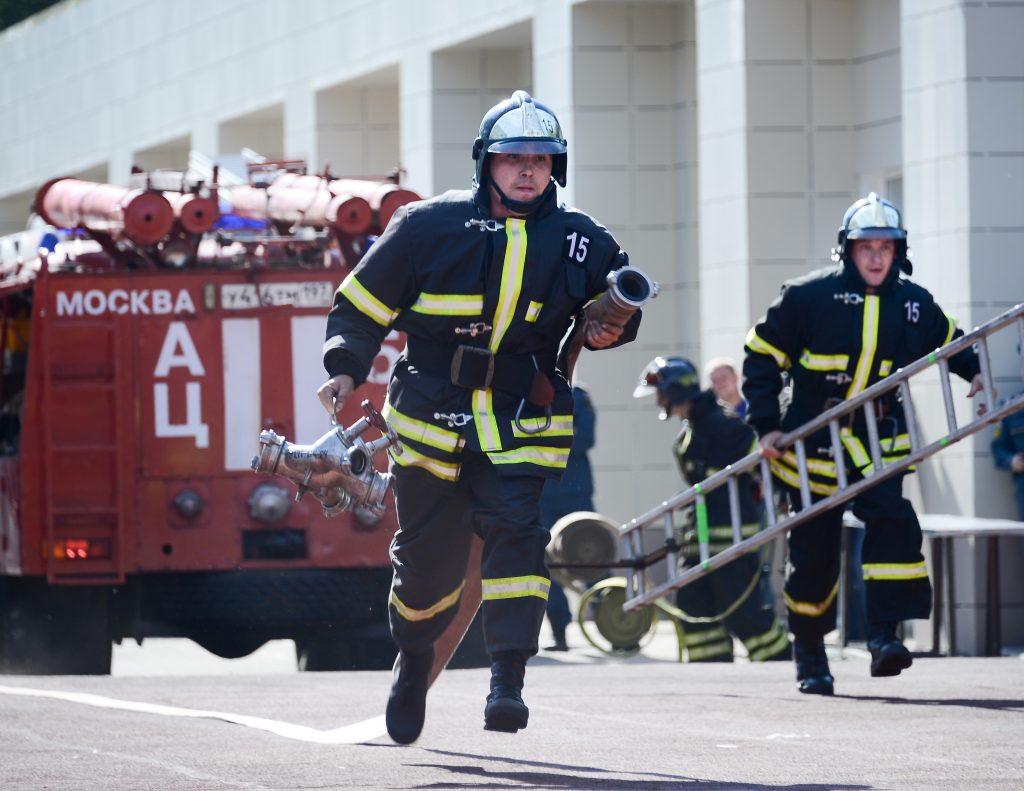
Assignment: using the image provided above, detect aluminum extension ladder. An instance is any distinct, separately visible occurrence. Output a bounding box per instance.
[620,302,1024,613]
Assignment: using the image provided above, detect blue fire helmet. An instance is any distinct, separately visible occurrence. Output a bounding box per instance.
[633,356,701,406]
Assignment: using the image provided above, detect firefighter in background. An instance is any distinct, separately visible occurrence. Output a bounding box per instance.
[633,356,791,664]
[317,90,642,743]
[744,193,985,696]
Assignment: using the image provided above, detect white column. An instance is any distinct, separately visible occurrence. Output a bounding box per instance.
[695,0,750,361]
[400,49,434,196]
[533,0,576,208]
[284,89,317,166]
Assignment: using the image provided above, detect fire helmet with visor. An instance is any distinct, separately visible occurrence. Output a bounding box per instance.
[831,192,912,277]
[472,90,568,194]
[633,356,702,420]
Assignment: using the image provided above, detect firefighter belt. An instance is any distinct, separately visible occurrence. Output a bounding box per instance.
[406,336,555,406]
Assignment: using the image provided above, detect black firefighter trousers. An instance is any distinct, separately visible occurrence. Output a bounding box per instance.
[783,472,932,640]
[388,450,549,657]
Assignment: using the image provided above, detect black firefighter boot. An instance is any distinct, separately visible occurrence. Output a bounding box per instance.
[793,636,834,696]
[385,646,434,744]
[484,651,530,733]
[868,622,913,677]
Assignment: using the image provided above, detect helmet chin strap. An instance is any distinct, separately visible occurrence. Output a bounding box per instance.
[490,179,556,216]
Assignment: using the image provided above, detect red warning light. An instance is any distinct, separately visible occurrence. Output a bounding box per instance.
[50,538,113,561]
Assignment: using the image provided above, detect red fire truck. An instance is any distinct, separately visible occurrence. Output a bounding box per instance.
[0,164,482,674]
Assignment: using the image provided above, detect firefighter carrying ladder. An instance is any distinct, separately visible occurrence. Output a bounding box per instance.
[619,302,1024,614]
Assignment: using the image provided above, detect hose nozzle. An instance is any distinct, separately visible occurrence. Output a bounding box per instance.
[251,400,400,519]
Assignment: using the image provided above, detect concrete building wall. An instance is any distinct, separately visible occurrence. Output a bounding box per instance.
[1,0,1021,651]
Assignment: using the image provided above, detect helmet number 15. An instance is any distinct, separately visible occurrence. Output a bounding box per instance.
[905,300,920,323]
[566,231,590,263]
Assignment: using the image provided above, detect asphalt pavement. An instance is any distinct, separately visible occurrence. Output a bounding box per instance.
[0,623,1022,790]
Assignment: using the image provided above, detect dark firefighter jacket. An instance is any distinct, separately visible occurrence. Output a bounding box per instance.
[323,185,639,481]
[673,390,761,557]
[743,261,980,496]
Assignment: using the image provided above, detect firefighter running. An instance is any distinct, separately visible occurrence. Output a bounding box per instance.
[317,90,643,743]
[743,193,986,695]
[633,356,790,664]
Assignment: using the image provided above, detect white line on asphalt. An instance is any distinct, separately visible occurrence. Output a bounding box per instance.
[0,685,387,744]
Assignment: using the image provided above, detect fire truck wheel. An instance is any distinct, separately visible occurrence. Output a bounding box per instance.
[296,633,397,672]
[443,609,490,669]
[0,579,112,675]
[192,632,269,660]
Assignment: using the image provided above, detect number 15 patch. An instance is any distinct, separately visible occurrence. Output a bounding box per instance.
[564,228,591,265]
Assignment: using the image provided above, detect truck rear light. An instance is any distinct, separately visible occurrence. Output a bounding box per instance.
[49,538,113,560]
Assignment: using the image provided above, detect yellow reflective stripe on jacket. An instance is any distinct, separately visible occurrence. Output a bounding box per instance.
[862,561,929,581]
[511,414,573,438]
[383,402,464,452]
[472,388,501,451]
[390,580,464,622]
[525,300,542,322]
[779,449,837,478]
[481,575,550,601]
[879,359,893,376]
[410,293,484,315]
[769,458,838,496]
[800,349,850,371]
[339,272,398,327]
[746,327,791,369]
[943,313,957,345]
[841,429,911,474]
[390,443,460,481]
[846,294,879,398]
[488,445,571,468]
[784,580,839,617]
[489,219,526,352]
[840,428,871,469]
[887,434,911,453]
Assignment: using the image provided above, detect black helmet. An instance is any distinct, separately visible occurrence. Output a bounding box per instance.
[832,192,912,275]
[472,90,568,188]
[633,356,701,419]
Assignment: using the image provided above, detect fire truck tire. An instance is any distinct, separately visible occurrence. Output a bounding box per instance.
[294,605,490,671]
[0,579,112,675]
[192,632,269,660]
[146,569,392,629]
[296,633,397,672]
[444,609,490,669]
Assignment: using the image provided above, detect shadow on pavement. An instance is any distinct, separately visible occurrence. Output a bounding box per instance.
[393,748,874,790]
[835,694,1024,712]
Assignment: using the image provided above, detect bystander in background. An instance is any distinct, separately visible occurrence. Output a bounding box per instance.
[704,357,747,419]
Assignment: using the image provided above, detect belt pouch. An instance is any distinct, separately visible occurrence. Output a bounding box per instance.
[451,345,494,389]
